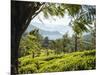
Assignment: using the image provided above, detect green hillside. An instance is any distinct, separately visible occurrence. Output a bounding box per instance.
[18,50,96,74]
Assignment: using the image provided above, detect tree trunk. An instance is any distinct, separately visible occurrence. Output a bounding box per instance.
[79,34,83,51]
[75,34,78,51]
[11,1,43,74]
[94,21,96,49]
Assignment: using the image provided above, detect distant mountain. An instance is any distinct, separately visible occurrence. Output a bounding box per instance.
[83,33,92,41]
[39,29,62,40]
[24,25,63,40]
[25,24,36,33]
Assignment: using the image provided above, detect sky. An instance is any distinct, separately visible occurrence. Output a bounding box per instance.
[30,12,74,36]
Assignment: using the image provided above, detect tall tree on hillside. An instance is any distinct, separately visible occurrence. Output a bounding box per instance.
[18,29,42,58]
[70,5,96,51]
[62,33,71,53]
[90,20,96,49]
[42,37,49,55]
[11,1,45,73]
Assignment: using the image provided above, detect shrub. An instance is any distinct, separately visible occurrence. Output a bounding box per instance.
[18,50,96,73]
[18,64,37,74]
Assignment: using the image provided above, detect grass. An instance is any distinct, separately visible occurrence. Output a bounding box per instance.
[18,50,96,74]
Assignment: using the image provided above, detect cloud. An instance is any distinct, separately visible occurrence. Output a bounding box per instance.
[30,11,73,36]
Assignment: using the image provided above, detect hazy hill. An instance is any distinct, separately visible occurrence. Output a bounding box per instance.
[24,25,63,40]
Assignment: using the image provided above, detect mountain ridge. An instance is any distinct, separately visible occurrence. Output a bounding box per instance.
[25,25,63,40]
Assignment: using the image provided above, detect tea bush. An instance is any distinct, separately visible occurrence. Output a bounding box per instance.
[18,50,96,73]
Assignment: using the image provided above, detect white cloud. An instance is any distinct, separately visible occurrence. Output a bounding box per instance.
[31,12,71,27]
[30,11,73,36]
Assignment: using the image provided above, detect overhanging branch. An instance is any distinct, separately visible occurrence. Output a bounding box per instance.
[31,3,46,19]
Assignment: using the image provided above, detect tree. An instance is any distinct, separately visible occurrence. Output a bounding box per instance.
[62,33,71,53]
[11,1,45,74]
[69,5,96,51]
[42,37,49,55]
[18,29,42,58]
[90,20,96,49]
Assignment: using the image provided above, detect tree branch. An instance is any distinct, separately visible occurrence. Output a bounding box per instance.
[31,3,46,19]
